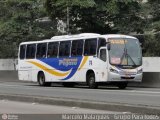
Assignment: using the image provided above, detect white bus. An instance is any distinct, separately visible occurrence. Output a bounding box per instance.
[18,33,142,89]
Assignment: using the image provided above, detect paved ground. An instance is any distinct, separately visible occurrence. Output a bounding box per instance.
[0,100,126,120]
[0,80,160,116]
[0,100,121,114]
[0,81,160,108]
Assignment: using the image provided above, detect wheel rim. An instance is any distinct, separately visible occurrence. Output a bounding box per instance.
[89,76,94,85]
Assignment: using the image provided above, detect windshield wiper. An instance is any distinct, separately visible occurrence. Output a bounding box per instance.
[120,47,127,65]
[120,47,137,66]
[126,53,137,66]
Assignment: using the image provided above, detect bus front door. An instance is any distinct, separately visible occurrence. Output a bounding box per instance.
[98,47,108,82]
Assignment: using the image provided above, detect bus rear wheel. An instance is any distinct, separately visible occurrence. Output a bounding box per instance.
[87,73,98,89]
[38,72,51,86]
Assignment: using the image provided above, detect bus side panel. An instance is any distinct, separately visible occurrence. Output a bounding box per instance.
[73,56,108,83]
[94,59,108,82]
[31,67,39,82]
[44,70,61,82]
[81,57,108,82]
[34,57,84,82]
[18,60,32,81]
[18,70,29,81]
[73,68,87,82]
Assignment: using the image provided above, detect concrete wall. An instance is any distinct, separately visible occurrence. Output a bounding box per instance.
[0,59,17,70]
[0,59,18,82]
[0,58,160,88]
[143,57,160,72]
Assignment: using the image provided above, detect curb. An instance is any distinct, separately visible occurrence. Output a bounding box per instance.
[0,93,160,115]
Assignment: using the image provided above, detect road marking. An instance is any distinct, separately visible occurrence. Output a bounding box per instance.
[130,90,160,94]
[104,89,160,94]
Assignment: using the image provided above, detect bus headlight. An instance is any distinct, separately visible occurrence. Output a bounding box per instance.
[137,68,143,74]
[110,67,119,74]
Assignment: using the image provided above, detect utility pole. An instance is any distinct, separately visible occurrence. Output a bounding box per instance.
[67,1,70,35]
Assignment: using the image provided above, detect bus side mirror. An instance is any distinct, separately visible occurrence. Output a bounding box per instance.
[107,42,111,51]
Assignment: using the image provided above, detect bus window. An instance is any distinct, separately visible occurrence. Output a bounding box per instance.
[100,49,106,62]
[36,43,47,58]
[84,38,97,56]
[26,44,36,59]
[47,42,59,58]
[19,45,26,59]
[98,38,106,54]
[71,40,84,56]
[59,41,71,57]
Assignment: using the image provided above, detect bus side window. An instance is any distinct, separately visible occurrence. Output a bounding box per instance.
[84,38,97,56]
[71,40,83,56]
[26,44,36,59]
[19,45,26,59]
[36,43,47,58]
[47,42,59,58]
[98,38,106,54]
[59,41,71,57]
[100,49,106,62]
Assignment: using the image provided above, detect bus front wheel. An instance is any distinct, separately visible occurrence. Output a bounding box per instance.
[117,82,128,89]
[38,72,51,86]
[87,73,98,89]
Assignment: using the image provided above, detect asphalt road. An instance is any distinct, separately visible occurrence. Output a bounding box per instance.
[0,100,124,120]
[0,100,119,114]
[0,81,160,108]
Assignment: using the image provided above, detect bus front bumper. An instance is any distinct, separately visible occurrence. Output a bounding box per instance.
[108,72,142,82]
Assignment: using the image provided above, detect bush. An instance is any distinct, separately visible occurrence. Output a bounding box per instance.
[135,33,160,57]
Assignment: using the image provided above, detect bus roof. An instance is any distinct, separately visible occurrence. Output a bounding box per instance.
[51,33,101,40]
[102,34,137,40]
[20,39,51,45]
[20,33,137,45]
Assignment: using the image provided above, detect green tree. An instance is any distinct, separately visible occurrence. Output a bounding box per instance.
[45,0,143,34]
[0,0,55,58]
[137,0,160,56]
[112,1,145,34]
[145,0,160,32]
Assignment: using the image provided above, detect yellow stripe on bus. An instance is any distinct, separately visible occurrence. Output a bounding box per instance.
[28,61,69,77]
[78,56,88,70]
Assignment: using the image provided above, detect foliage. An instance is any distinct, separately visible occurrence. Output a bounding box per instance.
[134,32,160,57]
[136,0,160,56]
[140,0,160,33]
[45,0,143,34]
[0,0,55,58]
[0,0,160,57]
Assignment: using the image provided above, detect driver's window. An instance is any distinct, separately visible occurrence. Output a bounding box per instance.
[100,49,106,62]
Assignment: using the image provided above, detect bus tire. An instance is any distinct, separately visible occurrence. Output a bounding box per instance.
[38,72,51,86]
[87,73,98,89]
[117,83,128,89]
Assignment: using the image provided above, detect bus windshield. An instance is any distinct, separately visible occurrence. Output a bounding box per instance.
[109,38,142,68]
